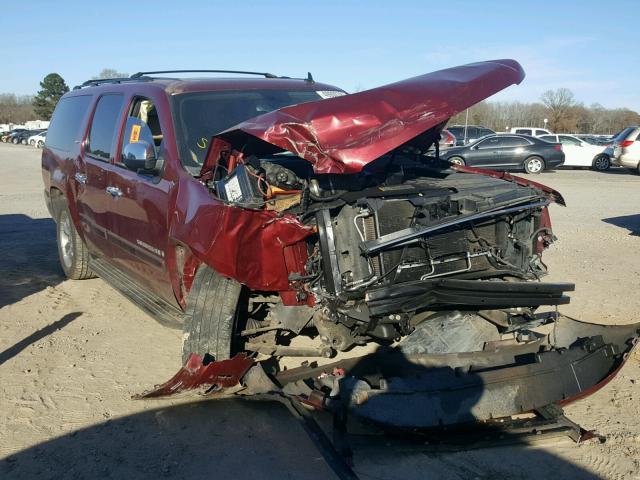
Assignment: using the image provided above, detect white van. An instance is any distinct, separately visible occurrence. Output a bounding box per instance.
[510,127,552,137]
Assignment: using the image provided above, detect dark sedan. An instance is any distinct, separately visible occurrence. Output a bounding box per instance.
[441,134,564,173]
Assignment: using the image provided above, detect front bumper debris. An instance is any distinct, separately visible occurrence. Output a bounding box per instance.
[137,316,638,428]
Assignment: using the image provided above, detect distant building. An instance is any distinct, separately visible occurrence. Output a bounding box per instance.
[25,120,49,129]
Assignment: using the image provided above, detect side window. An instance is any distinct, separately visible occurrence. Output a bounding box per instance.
[479,128,493,137]
[466,127,478,138]
[46,95,92,151]
[501,136,530,147]
[87,94,124,161]
[559,135,581,146]
[535,130,548,136]
[515,129,532,135]
[119,97,164,167]
[476,137,503,149]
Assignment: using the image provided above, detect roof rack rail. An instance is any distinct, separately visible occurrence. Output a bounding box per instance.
[73,76,149,90]
[130,70,279,79]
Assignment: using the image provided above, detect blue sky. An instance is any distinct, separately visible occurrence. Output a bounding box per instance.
[2,0,637,110]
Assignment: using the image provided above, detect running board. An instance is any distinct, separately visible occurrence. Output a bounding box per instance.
[90,256,185,329]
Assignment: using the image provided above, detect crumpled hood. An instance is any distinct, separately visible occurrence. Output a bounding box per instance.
[217,59,525,174]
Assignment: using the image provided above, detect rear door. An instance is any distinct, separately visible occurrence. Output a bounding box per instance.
[558,135,589,166]
[106,95,175,304]
[75,94,125,257]
[499,136,533,168]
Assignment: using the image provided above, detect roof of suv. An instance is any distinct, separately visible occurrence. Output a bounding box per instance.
[70,76,343,96]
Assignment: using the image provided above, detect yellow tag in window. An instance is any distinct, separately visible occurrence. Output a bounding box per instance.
[130,124,141,143]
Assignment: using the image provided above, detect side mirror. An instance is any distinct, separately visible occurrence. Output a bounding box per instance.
[123,140,157,172]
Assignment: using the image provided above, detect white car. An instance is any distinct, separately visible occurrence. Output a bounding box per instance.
[539,134,610,171]
[29,131,47,148]
[510,127,553,137]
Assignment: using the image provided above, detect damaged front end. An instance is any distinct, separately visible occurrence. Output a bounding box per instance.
[142,60,638,437]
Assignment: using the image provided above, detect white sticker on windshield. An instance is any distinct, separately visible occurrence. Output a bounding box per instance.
[316,90,346,99]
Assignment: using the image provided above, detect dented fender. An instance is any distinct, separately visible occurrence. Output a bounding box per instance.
[169,177,312,293]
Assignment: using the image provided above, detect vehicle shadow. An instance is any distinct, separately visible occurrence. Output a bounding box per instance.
[603,214,640,236]
[0,214,63,308]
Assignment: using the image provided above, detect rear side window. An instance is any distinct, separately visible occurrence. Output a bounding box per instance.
[515,129,532,135]
[559,135,582,146]
[501,136,530,147]
[478,128,494,137]
[87,94,124,161]
[477,136,504,149]
[46,95,92,151]
[535,130,548,136]
[615,127,635,141]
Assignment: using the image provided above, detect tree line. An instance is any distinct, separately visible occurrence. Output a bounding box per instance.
[448,88,640,135]
[1,72,639,136]
[0,69,127,124]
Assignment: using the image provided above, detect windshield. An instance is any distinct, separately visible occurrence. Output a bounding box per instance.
[172,89,342,172]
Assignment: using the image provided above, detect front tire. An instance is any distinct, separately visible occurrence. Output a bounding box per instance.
[524,156,545,174]
[448,156,466,166]
[181,266,243,364]
[56,204,94,280]
[592,155,610,171]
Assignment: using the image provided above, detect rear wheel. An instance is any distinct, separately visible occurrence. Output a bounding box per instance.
[181,266,243,364]
[37,140,44,148]
[448,156,465,166]
[524,156,545,174]
[56,204,94,280]
[592,155,610,171]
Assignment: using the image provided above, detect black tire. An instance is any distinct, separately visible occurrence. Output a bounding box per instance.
[55,204,94,280]
[448,156,466,166]
[11,137,19,144]
[181,266,242,364]
[524,156,545,174]
[592,154,610,171]
[37,140,44,148]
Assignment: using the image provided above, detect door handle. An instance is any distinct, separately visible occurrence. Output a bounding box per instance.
[74,172,87,184]
[105,186,123,197]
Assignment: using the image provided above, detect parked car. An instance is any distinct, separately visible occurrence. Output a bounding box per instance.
[2,129,27,143]
[28,130,46,146]
[31,131,47,148]
[447,125,495,145]
[14,130,37,145]
[539,134,610,171]
[441,134,564,173]
[439,128,456,148]
[610,126,640,173]
[509,127,553,136]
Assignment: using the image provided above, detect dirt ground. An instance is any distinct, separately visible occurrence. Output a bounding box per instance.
[1,142,639,479]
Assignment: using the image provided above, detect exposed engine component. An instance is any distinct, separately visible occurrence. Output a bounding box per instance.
[207,152,569,354]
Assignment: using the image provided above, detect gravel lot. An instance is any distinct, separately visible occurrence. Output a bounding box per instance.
[1,143,639,479]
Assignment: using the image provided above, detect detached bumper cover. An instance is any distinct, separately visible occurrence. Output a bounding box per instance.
[137,317,638,430]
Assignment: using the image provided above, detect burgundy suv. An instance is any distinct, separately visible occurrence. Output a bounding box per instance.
[41,63,638,419]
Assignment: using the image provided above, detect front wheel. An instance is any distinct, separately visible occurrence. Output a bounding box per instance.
[37,140,44,148]
[56,204,94,280]
[592,155,610,171]
[448,156,466,166]
[524,156,545,174]
[181,266,243,364]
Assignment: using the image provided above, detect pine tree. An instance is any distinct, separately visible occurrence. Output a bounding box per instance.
[32,73,69,120]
